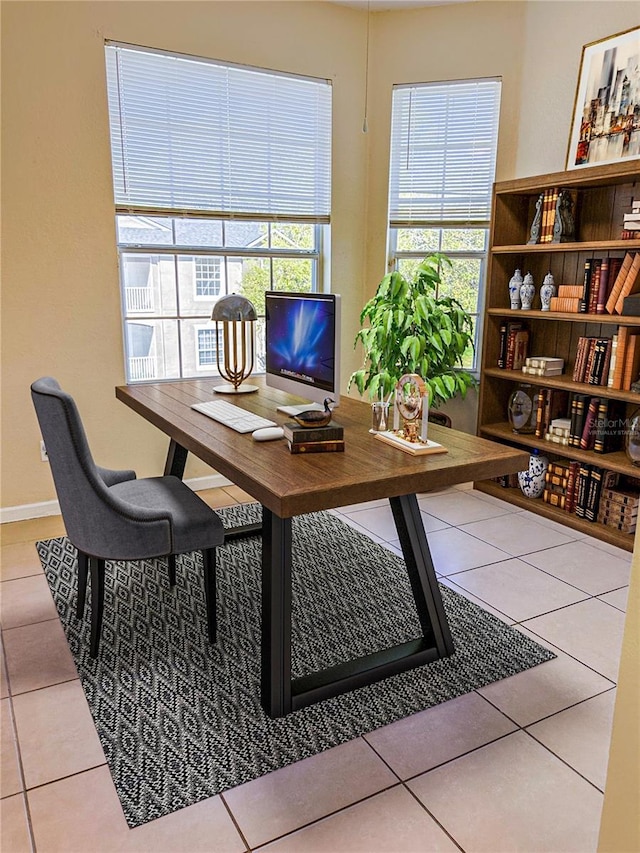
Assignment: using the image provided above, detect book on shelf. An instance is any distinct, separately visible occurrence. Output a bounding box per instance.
[511,328,530,370]
[614,252,640,314]
[595,258,611,314]
[524,356,564,370]
[606,334,619,387]
[550,296,581,313]
[610,326,632,390]
[497,321,522,369]
[600,485,640,507]
[565,460,581,514]
[558,284,584,299]
[622,332,640,391]
[593,398,626,455]
[579,259,594,313]
[522,365,563,376]
[579,396,600,451]
[587,260,602,314]
[569,393,590,448]
[574,463,592,518]
[598,499,639,520]
[283,421,344,443]
[545,470,569,489]
[605,252,635,314]
[287,439,345,454]
[540,187,559,243]
[535,388,569,439]
[587,338,612,386]
[543,489,566,508]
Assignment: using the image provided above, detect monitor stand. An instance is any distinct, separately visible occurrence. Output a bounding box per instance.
[276,402,324,416]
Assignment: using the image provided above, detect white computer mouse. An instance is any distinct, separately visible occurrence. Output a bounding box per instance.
[252,426,285,441]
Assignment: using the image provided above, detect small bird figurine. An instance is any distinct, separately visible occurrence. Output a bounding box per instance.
[292,397,334,428]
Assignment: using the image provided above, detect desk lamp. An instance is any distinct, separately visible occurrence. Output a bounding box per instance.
[211,294,258,394]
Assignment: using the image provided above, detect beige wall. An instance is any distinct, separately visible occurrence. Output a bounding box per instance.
[3,0,637,510]
[2,0,638,841]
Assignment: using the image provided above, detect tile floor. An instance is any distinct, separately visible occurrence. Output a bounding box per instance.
[0,482,631,852]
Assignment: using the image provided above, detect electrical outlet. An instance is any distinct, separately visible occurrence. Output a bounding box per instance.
[40,440,48,462]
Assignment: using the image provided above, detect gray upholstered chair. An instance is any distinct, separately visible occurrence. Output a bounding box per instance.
[31,377,225,657]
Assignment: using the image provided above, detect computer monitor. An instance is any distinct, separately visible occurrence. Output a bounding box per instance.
[264,290,341,413]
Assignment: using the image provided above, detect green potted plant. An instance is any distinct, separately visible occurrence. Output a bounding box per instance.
[349,253,476,409]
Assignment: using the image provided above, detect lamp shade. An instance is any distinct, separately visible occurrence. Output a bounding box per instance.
[211,294,257,322]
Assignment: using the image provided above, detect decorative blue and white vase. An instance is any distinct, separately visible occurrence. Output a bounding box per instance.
[539,272,556,311]
[509,269,523,310]
[519,272,535,310]
[518,449,549,499]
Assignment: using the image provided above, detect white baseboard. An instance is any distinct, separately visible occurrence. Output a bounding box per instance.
[0,473,234,525]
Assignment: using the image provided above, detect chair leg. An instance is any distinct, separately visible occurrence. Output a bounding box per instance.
[77,550,89,619]
[203,548,216,644]
[168,553,177,587]
[89,557,105,658]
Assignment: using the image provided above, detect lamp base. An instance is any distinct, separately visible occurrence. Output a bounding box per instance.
[213,384,259,394]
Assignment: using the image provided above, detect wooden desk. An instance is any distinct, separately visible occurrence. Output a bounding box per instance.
[116,378,528,717]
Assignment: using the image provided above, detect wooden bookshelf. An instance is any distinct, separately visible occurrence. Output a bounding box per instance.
[476,161,640,552]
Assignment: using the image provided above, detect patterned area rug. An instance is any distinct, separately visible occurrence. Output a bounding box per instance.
[37,503,555,828]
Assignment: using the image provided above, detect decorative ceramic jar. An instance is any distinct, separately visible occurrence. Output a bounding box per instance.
[508,269,523,309]
[625,408,640,466]
[520,272,535,310]
[507,383,536,434]
[539,272,556,311]
[518,449,549,498]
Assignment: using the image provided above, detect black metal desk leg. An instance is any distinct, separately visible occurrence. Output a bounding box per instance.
[389,494,454,657]
[164,440,189,479]
[261,508,293,717]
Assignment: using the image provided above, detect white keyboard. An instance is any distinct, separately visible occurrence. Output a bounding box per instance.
[191,399,277,434]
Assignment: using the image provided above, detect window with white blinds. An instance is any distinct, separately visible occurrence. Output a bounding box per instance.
[389,78,501,227]
[105,43,332,222]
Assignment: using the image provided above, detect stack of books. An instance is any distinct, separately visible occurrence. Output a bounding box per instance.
[522,356,564,377]
[534,389,569,440]
[621,201,640,240]
[605,252,640,315]
[575,466,619,522]
[572,336,613,385]
[542,460,572,509]
[283,420,345,454]
[597,485,640,534]
[497,322,529,370]
[545,416,571,446]
[549,284,584,313]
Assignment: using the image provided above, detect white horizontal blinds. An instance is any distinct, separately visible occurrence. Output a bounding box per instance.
[105,44,332,221]
[389,79,501,227]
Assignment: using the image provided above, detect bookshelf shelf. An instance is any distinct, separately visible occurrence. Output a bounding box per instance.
[473,480,634,550]
[483,367,640,404]
[492,239,640,254]
[487,308,640,325]
[477,160,640,552]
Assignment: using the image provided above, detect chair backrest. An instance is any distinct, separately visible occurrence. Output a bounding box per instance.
[31,378,117,554]
[30,377,170,559]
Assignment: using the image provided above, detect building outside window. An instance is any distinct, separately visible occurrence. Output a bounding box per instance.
[388,78,502,371]
[194,257,222,298]
[105,43,331,383]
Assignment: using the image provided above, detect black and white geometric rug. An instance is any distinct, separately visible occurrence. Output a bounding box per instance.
[37,503,555,828]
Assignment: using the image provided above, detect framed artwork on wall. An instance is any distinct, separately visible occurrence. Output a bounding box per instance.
[566,26,640,170]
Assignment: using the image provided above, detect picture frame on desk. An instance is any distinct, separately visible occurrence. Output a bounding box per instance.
[566,26,640,171]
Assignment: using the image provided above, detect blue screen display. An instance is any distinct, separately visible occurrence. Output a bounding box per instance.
[265,293,335,392]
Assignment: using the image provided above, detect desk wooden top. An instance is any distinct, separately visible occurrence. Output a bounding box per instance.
[116,378,529,518]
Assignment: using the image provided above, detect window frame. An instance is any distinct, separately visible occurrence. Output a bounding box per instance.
[387,77,501,375]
